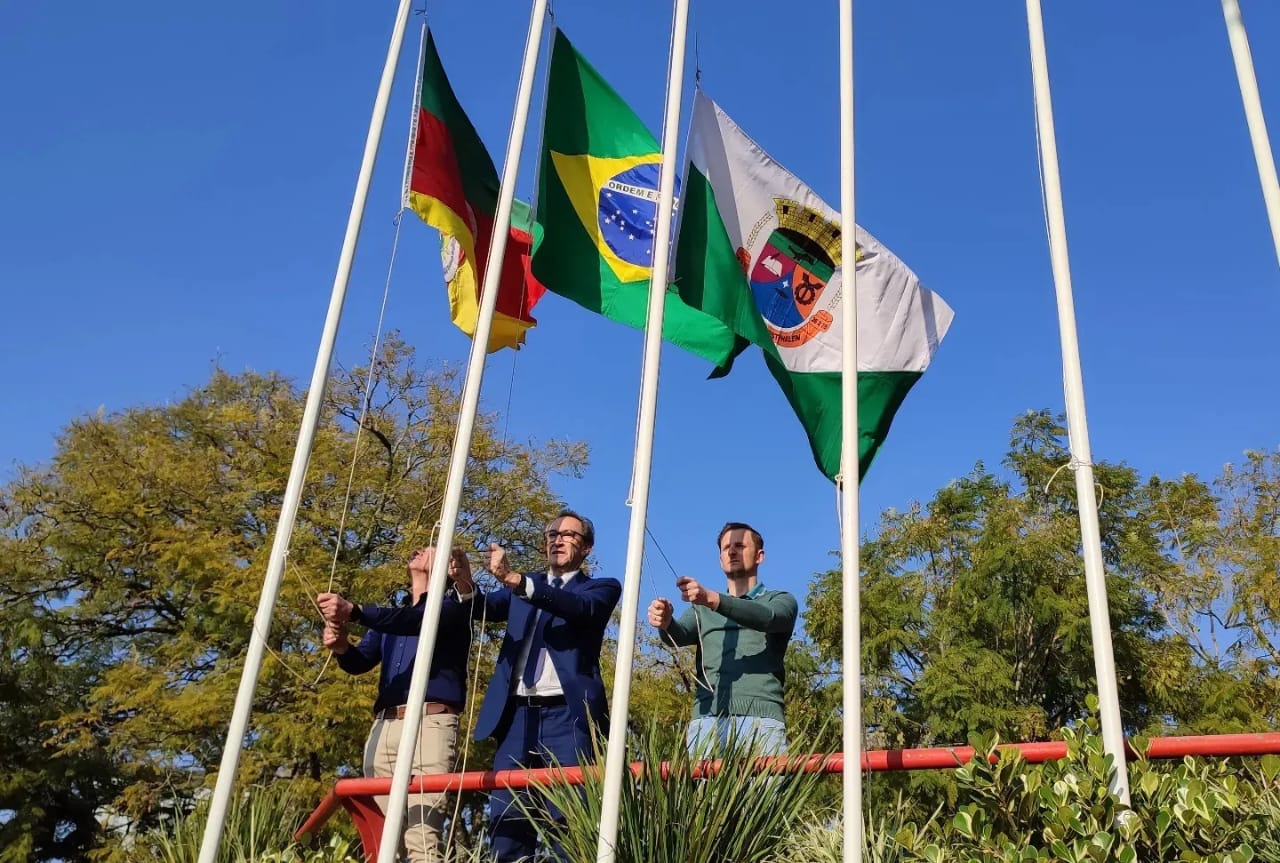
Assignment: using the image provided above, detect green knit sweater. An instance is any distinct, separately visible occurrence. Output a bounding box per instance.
[664,583,798,722]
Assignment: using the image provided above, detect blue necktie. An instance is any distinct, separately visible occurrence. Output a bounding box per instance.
[521,575,555,688]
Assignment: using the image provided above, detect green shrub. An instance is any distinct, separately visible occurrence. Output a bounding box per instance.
[136,783,358,863]
[903,703,1280,863]
[532,727,833,863]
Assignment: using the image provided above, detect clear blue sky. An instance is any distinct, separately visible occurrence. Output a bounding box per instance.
[2,0,1278,628]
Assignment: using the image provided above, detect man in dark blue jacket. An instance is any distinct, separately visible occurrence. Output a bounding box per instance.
[475,509,621,863]
[319,547,474,863]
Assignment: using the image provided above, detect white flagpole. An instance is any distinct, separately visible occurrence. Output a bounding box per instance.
[836,1,864,861]
[401,23,428,211]
[1221,0,1280,269]
[373,2,549,861]
[594,0,690,859]
[1024,0,1131,803]
[195,2,414,860]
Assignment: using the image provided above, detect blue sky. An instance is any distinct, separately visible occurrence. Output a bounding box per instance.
[2,0,1278,631]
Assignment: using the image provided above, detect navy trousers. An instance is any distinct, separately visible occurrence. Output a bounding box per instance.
[488,701,593,863]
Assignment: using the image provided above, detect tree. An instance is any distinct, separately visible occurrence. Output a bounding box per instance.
[1144,449,1280,732]
[0,626,126,862]
[0,334,587,858]
[805,410,1193,751]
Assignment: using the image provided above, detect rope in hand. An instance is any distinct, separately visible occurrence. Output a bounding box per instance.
[643,526,716,697]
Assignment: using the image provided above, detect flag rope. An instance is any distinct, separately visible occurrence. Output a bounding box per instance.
[643,526,717,696]
[238,203,410,695]
[196,1,416,853]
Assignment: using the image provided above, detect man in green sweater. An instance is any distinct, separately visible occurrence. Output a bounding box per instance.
[646,522,799,756]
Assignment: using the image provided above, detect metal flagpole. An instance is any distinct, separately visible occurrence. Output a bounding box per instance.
[594,0,691,859]
[400,22,428,211]
[1023,0,1131,803]
[373,1,549,860]
[195,2,414,860]
[1221,0,1280,269]
[836,1,864,861]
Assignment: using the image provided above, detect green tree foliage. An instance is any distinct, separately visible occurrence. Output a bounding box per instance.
[1145,450,1280,732]
[0,635,125,862]
[0,334,586,858]
[806,410,1193,749]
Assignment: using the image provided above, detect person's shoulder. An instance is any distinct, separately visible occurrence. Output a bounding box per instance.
[582,574,622,596]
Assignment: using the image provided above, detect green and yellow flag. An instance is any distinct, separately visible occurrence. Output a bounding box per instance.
[531,29,739,366]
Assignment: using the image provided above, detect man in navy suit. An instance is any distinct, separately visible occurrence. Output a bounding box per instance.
[474,508,621,863]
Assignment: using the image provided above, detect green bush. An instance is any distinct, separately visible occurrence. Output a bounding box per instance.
[898,705,1280,863]
[180,718,1277,863]
[532,727,833,863]
[729,706,1280,863]
[135,783,358,863]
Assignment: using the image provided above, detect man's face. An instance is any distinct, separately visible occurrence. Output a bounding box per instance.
[719,528,764,577]
[545,515,591,573]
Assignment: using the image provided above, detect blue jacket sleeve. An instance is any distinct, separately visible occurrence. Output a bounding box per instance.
[334,629,381,675]
[470,588,512,624]
[357,593,472,637]
[528,576,622,629]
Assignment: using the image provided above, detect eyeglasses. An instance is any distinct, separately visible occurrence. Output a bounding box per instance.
[544,529,585,542]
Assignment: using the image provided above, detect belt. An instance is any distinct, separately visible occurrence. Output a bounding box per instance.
[376,702,461,720]
[512,694,567,708]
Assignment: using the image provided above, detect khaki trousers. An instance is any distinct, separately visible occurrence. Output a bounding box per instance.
[363,712,459,863]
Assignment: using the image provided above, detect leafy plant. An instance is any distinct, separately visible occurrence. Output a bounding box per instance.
[911,702,1277,862]
[774,802,942,863]
[531,726,833,863]
[137,782,359,863]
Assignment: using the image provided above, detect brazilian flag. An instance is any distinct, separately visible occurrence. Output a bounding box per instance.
[531,29,739,367]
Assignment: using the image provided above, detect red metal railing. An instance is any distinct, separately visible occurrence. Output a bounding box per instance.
[296,732,1280,861]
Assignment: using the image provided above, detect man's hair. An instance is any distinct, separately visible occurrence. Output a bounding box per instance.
[717,521,764,550]
[552,508,595,548]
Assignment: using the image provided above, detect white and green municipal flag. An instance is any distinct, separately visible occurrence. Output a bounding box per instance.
[674,91,954,481]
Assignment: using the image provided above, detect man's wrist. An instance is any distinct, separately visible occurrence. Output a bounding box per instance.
[706,591,721,611]
[349,603,364,624]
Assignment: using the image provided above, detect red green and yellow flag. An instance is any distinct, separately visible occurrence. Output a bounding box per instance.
[407,31,546,352]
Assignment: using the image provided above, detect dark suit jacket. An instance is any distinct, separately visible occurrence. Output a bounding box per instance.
[336,592,472,712]
[471,571,622,741]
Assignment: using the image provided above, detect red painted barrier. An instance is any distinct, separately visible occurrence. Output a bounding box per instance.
[295,732,1280,861]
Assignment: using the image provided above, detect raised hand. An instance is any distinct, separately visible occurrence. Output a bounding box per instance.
[322,622,349,654]
[317,592,355,624]
[489,543,522,589]
[675,576,720,610]
[647,597,674,630]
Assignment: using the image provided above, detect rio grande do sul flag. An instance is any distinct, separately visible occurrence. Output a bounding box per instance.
[406,30,546,353]
[674,91,954,481]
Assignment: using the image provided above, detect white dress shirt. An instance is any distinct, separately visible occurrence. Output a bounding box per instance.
[512,571,576,697]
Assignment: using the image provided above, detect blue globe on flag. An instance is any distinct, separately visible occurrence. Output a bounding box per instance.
[598,164,680,269]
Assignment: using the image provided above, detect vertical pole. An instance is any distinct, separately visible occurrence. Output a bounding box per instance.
[1024,0,1131,803]
[594,1,691,860]
[1221,0,1280,268]
[401,22,428,210]
[195,3,415,860]
[373,1,549,860]
[837,1,864,860]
